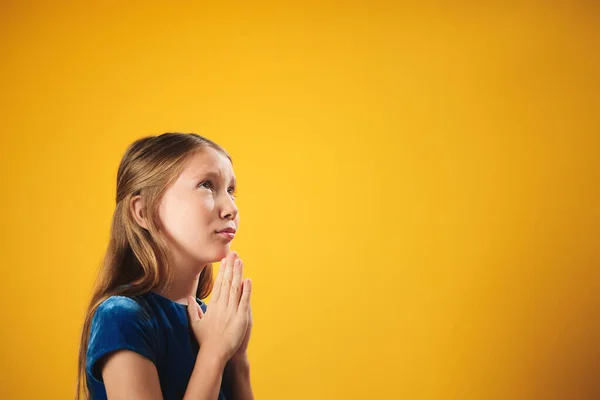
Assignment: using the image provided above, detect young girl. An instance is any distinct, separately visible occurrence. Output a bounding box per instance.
[75,133,253,400]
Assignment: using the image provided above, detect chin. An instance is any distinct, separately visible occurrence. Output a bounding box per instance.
[209,245,231,263]
[219,246,232,259]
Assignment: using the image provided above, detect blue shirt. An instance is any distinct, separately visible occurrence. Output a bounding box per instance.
[86,291,228,400]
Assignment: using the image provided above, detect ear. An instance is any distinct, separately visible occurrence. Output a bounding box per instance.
[130,195,149,230]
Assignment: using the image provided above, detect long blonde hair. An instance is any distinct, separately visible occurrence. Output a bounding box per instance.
[75,133,232,399]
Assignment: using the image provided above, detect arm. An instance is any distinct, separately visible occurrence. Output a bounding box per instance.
[101,348,227,400]
[183,347,228,400]
[101,350,163,400]
[222,356,254,400]
[221,281,254,400]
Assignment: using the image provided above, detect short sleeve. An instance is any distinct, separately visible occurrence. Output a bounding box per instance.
[86,296,157,383]
[199,299,207,314]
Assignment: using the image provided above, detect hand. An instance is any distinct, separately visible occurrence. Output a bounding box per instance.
[187,251,252,364]
[225,253,253,364]
[229,298,253,365]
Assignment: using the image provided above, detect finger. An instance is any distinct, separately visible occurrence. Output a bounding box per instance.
[220,251,236,306]
[247,303,253,326]
[187,296,200,322]
[238,278,252,313]
[228,258,243,309]
[211,258,226,302]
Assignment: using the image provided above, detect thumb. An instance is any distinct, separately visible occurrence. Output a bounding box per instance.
[187,296,203,322]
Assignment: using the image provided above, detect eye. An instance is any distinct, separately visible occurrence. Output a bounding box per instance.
[198,180,213,190]
[228,186,237,198]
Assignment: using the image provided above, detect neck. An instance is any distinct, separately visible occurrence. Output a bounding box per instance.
[158,254,209,305]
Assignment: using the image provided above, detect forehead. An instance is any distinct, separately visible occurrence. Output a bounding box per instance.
[180,147,235,181]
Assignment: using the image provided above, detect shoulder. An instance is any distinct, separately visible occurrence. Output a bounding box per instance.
[90,295,156,339]
[87,294,158,360]
[86,295,159,385]
[95,295,152,320]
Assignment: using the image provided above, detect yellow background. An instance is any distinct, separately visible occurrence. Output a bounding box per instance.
[1,1,598,399]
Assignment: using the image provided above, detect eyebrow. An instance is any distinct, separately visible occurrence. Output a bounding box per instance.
[195,170,236,185]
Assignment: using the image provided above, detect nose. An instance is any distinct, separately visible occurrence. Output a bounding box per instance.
[220,192,238,221]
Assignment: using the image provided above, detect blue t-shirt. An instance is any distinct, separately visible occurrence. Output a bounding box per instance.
[86,291,228,400]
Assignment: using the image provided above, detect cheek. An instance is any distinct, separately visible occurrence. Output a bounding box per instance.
[159,194,211,235]
[196,196,215,222]
[157,200,180,235]
[158,196,192,233]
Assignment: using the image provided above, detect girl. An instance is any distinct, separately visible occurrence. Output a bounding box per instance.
[75,133,253,400]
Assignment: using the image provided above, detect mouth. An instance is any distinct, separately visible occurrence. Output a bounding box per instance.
[217,232,235,240]
[216,228,236,240]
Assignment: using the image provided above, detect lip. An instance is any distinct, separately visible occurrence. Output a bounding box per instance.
[217,232,235,240]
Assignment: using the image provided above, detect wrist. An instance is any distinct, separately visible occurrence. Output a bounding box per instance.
[197,346,228,370]
[228,353,250,368]
[226,355,250,376]
[223,355,253,400]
